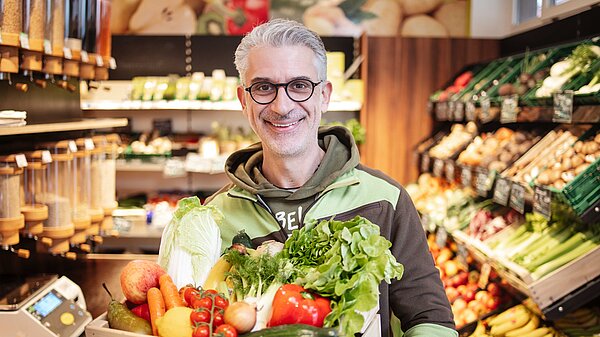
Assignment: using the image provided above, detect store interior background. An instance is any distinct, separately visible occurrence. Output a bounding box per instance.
[1,0,600,325]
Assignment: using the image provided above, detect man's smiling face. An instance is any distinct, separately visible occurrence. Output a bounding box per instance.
[237,45,332,159]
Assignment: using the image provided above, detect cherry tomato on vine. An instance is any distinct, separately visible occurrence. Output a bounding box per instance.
[204,289,218,296]
[192,324,211,337]
[215,324,238,337]
[212,311,225,327]
[184,287,201,306]
[190,309,211,325]
[214,295,229,310]
[193,296,213,310]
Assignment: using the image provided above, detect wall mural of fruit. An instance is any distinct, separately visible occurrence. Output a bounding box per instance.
[111,0,470,37]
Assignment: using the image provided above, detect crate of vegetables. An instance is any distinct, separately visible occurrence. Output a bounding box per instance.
[87,198,398,337]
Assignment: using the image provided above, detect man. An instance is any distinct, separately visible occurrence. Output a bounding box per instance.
[205,19,456,337]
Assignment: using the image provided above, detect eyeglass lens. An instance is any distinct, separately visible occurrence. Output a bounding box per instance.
[249,79,316,104]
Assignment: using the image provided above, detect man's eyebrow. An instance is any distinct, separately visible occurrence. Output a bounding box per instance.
[249,76,313,84]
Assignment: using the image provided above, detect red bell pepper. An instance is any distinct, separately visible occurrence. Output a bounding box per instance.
[268,284,331,328]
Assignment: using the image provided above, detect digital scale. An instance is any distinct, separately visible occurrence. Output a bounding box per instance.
[0,274,92,337]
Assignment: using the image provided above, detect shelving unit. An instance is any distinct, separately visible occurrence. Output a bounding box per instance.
[81,99,363,112]
[0,118,128,136]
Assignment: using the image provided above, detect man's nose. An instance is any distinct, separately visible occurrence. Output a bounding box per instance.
[270,86,295,115]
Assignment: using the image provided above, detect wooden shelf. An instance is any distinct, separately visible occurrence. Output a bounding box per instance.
[81,100,363,112]
[0,118,128,136]
[116,158,226,174]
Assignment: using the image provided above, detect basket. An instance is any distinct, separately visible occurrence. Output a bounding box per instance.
[562,157,600,215]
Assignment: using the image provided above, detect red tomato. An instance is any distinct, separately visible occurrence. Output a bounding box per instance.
[212,311,224,327]
[190,309,211,325]
[184,288,201,306]
[204,289,218,296]
[214,295,229,310]
[193,297,213,310]
[215,324,238,337]
[192,324,211,337]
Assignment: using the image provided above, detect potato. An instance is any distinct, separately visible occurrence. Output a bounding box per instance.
[573,140,584,153]
[401,15,448,37]
[434,1,467,37]
[361,0,403,36]
[575,163,589,175]
[401,0,443,15]
[553,180,566,190]
[595,133,600,144]
[571,154,584,168]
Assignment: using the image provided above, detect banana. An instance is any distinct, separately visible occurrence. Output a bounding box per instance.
[490,309,531,336]
[202,256,231,290]
[469,321,486,337]
[554,314,598,329]
[505,314,539,337]
[487,304,528,327]
[520,327,550,337]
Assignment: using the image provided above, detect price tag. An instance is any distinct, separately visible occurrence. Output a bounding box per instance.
[478,263,492,289]
[15,154,28,168]
[421,153,431,173]
[445,160,455,182]
[84,138,95,151]
[461,166,472,188]
[19,33,30,49]
[44,39,52,54]
[447,101,456,121]
[80,50,89,63]
[466,101,476,121]
[436,226,448,248]
[63,47,72,60]
[553,90,573,123]
[475,168,493,197]
[479,96,492,123]
[433,158,444,177]
[493,177,511,206]
[41,150,52,164]
[435,102,448,121]
[501,94,519,123]
[109,57,117,69]
[96,55,104,67]
[533,186,552,220]
[68,140,77,153]
[509,182,526,214]
[454,101,465,121]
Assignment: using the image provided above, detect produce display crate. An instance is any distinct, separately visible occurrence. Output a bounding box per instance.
[561,157,600,215]
[571,57,600,105]
[470,58,521,102]
[453,229,600,316]
[86,312,382,337]
[453,61,501,102]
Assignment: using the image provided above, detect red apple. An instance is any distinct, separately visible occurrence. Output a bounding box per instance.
[487,282,502,297]
[444,260,459,278]
[457,285,467,296]
[445,287,460,303]
[453,298,468,312]
[120,260,166,304]
[463,289,476,302]
[453,271,468,287]
[475,290,490,303]
[486,297,501,311]
[462,308,478,323]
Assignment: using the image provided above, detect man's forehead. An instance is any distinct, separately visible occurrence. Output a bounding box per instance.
[245,45,318,81]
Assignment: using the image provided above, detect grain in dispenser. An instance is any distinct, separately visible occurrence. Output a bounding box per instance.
[21,150,52,237]
[0,154,27,248]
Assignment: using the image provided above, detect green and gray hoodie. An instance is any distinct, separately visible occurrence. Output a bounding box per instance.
[206,126,456,337]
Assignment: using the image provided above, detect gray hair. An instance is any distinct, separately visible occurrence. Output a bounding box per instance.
[234,19,327,86]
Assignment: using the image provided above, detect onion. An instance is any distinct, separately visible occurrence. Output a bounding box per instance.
[224,301,257,333]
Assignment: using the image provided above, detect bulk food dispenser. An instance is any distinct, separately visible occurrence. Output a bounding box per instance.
[97,134,119,235]
[70,138,93,252]
[21,150,52,241]
[0,0,22,74]
[88,137,104,242]
[42,0,65,75]
[0,154,30,258]
[39,141,75,258]
[21,0,46,72]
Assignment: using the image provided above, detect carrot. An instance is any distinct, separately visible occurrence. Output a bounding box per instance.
[158,274,184,310]
[147,287,165,336]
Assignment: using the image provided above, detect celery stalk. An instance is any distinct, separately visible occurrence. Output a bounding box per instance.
[524,231,591,271]
[513,225,572,263]
[531,240,598,279]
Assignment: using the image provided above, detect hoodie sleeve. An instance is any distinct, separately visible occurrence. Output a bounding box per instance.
[389,187,456,332]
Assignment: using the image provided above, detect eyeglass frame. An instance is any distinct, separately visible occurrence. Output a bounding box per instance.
[244,78,323,105]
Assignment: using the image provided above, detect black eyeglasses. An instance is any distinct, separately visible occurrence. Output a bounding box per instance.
[244,79,322,105]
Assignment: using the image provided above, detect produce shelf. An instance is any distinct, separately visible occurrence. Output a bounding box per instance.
[81,99,363,112]
[451,229,600,320]
[0,118,128,136]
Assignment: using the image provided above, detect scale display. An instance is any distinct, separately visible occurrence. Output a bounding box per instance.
[33,292,63,318]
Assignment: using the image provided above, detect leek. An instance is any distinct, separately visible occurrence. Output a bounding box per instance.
[524,231,593,271]
[531,239,598,280]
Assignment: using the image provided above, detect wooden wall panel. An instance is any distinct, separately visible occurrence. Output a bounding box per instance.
[361,37,500,185]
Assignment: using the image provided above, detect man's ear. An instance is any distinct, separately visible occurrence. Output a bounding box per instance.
[320,81,333,112]
[237,85,247,114]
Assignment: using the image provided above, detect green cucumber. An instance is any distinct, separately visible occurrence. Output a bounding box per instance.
[241,324,340,337]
